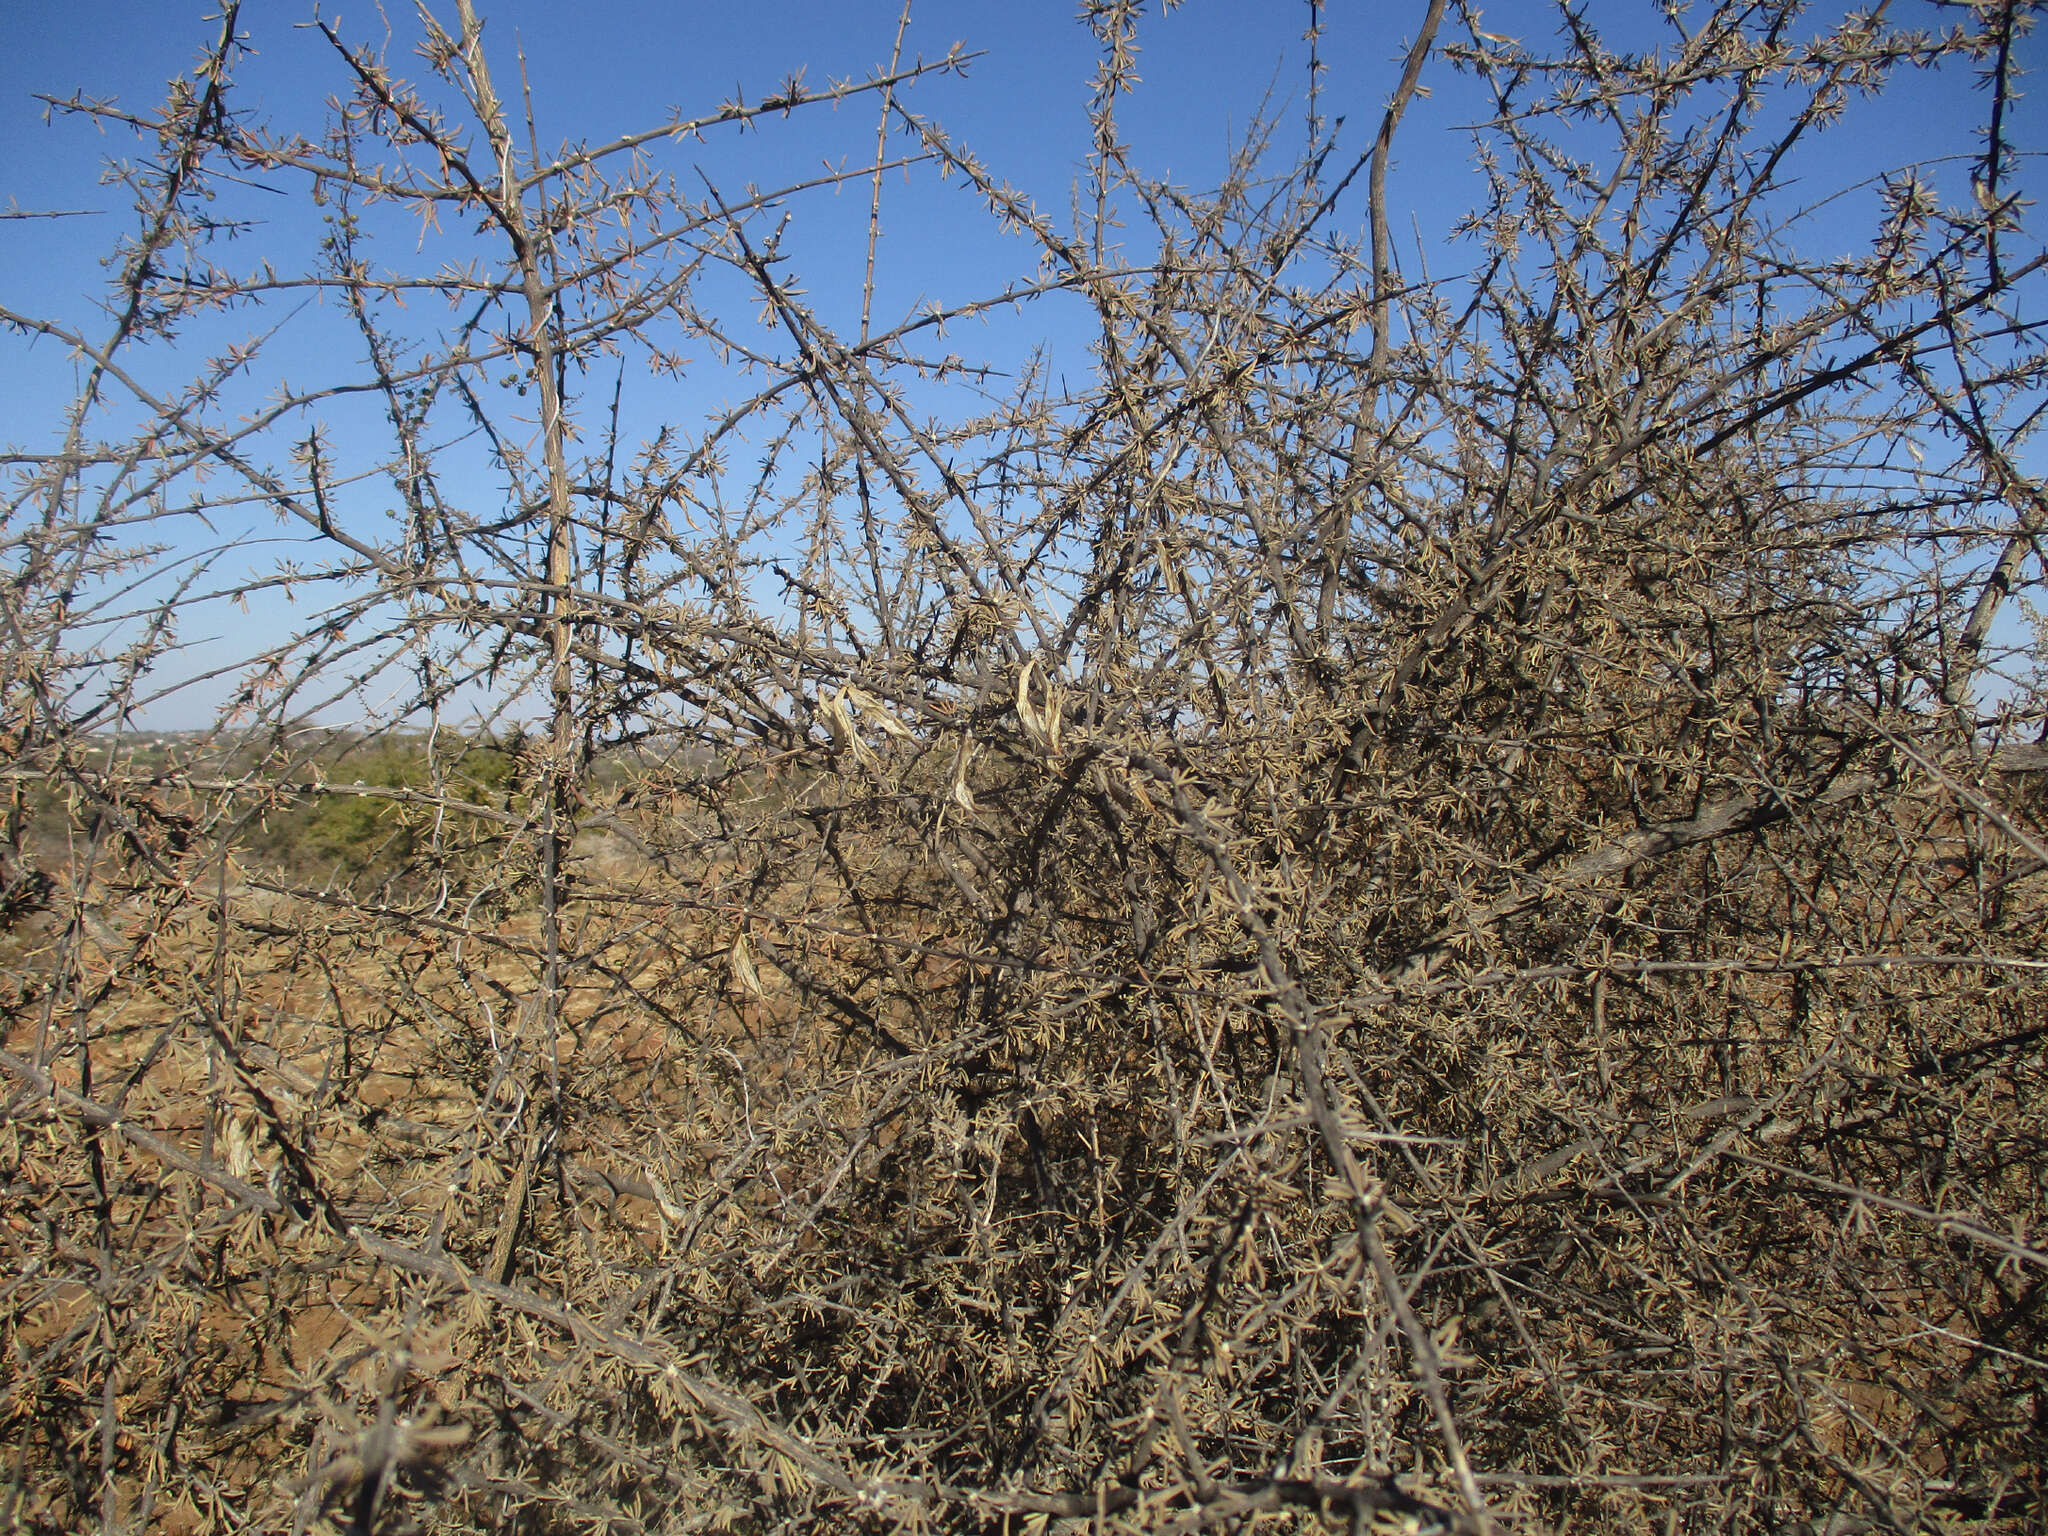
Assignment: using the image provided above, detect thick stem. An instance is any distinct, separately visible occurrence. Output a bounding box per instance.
[452,0,576,1278]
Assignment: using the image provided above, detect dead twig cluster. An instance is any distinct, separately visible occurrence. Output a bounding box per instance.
[3,2,2045,1532]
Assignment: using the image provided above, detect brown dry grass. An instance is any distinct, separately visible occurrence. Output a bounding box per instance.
[5,756,2043,1535]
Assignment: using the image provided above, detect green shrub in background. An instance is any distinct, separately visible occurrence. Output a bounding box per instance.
[251,736,526,889]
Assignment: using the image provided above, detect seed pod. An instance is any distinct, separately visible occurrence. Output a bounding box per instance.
[729,934,765,997]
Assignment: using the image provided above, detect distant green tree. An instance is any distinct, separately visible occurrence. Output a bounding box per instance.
[255,738,520,884]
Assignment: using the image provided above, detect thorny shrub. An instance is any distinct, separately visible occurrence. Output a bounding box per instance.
[3,2,2046,1533]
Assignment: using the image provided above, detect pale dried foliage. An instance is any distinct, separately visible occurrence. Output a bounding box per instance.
[3,2,2046,1533]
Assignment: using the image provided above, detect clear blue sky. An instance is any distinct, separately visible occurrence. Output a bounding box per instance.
[2,2,1462,337]
[1,2,2036,728]
[0,1,1477,729]
[6,0,2025,397]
